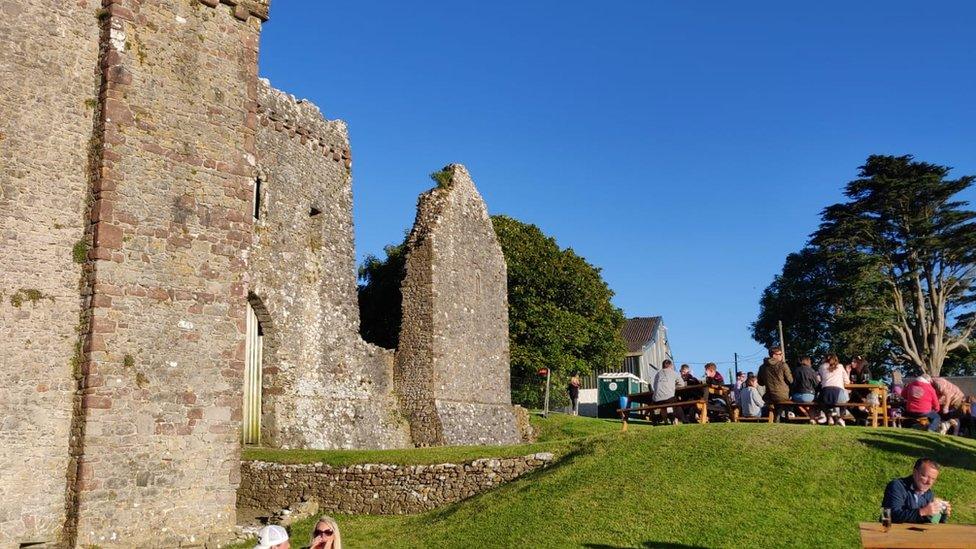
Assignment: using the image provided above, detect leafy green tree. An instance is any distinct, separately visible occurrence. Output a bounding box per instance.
[357,215,627,408]
[492,215,626,408]
[807,155,976,376]
[752,246,894,373]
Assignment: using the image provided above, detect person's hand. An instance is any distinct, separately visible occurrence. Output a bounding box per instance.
[944,500,952,516]
[920,500,940,517]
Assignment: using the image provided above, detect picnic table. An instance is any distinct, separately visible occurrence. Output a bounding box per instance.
[859,521,976,548]
[845,383,889,427]
[618,384,730,429]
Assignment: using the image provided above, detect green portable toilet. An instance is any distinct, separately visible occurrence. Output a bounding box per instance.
[597,372,644,418]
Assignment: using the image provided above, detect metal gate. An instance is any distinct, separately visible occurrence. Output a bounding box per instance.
[242,301,263,445]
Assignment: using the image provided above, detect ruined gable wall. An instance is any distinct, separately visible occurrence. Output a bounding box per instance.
[0,2,100,545]
[251,82,411,449]
[396,165,520,446]
[69,1,268,546]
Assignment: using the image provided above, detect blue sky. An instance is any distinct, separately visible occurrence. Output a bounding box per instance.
[258,2,976,376]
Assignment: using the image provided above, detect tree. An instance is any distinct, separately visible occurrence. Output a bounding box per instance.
[751,246,893,370]
[357,214,627,408]
[492,215,627,408]
[812,155,976,376]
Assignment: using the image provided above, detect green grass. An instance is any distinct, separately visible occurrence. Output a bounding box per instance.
[241,413,631,467]
[234,417,976,548]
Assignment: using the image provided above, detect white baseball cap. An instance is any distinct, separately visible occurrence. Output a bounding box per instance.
[254,525,289,549]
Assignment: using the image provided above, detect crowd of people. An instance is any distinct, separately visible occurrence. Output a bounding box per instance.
[646,347,974,433]
[732,347,974,433]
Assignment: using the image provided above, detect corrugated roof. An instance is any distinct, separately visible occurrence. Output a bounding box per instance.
[621,316,662,353]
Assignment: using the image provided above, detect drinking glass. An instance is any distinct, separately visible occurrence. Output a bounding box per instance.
[881,508,892,531]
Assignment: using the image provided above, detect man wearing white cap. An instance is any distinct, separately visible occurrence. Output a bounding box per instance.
[254,525,290,549]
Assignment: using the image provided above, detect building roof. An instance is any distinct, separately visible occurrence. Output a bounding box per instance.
[621,316,662,353]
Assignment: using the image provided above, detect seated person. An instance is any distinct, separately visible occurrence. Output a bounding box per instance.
[703,362,725,386]
[932,377,966,435]
[848,356,873,425]
[737,374,765,418]
[881,458,951,524]
[679,363,701,386]
[652,359,686,424]
[790,356,818,422]
[904,375,941,433]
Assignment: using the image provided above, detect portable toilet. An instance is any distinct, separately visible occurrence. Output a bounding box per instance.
[597,372,644,418]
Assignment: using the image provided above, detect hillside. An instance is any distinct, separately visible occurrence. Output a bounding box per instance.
[242,416,976,548]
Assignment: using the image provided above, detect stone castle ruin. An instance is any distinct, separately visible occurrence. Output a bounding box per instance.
[0,1,518,546]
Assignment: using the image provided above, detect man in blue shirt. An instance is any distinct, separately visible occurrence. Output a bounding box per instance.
[882,458,952,523]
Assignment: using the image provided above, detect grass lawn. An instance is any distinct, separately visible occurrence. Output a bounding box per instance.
[235,416,976,548]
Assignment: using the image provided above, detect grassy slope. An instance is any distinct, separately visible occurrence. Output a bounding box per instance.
[240,417,976,548]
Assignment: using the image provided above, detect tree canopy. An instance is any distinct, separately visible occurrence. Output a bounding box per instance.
[357,214,626,408]
[755,155,976,376]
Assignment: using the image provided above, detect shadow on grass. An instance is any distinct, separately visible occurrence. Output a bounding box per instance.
[583,543,706,548]
[858,430,976,472]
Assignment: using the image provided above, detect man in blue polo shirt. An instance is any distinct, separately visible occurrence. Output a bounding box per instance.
[882,458,952,523]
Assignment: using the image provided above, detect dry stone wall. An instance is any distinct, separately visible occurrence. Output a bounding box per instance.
[251,81,410,450]
[0,1,100,545]
[395,165,521,446]
[238,452,554,516]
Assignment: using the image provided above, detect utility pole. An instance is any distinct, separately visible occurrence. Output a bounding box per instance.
[778,320,786,356]
[734,352,739,378]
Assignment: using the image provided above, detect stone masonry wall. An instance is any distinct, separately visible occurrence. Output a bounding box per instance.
[68,1,268,546]
[0,1,100,545]
[238,452,554,516]
[395,165,521,446]
[250,81,411,449]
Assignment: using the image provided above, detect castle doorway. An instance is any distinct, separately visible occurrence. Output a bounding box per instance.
[243,300,264,444]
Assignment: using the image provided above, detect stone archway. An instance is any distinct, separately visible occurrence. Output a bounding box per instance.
[243,293,273,445]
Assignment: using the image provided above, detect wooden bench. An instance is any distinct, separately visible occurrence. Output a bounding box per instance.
[618,399,708,431]
[731,406,773,423]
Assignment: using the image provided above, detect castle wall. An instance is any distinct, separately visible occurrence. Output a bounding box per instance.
[0,1,100,545]
[395,165,520,446]
[68,1,269,546]
[250,82,411,450]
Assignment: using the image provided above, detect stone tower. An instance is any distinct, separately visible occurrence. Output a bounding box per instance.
[394,165,521,446]
[1,0,270,546]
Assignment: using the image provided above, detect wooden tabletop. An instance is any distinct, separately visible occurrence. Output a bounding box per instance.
[859,521,976,548]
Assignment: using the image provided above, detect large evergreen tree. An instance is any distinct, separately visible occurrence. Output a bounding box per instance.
[754,155,976,376]
[357,214,626,408]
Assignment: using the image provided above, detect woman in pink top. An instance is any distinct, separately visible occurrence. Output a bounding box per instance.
[904,375,941,432]
[818,354,850,426]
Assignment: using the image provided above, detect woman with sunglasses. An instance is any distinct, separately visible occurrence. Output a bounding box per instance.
[309,515,342,549]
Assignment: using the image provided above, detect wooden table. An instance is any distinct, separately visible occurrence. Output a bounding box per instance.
[846,384,890,427]
[621,384,729,426]
[859,521,976,548]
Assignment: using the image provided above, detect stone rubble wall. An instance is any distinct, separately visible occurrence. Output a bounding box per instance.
[395,165,521,446]
[67,1,266,546]
[238,452,554,516]
[251,81,411,450]
[0,1,101,545]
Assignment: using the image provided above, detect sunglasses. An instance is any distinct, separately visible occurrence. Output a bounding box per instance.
[314,529,335,537]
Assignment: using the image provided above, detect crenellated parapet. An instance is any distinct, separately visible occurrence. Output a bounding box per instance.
[257,80,353,169]
[197,0,270,22]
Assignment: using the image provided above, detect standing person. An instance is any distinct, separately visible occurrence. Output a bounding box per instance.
[254,525,290,549]
[932,377,965,435]
[881,458,951,524]
[904,375,941,433]
[818,354,850,426]
[567,373,582,416]
[758,347,793,419]
[310,515,343,549]
[790,356,819,423]
[653,359,686,424]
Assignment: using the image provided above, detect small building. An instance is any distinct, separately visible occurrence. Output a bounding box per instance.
[578,316,672,416]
